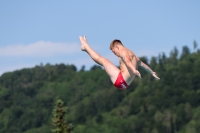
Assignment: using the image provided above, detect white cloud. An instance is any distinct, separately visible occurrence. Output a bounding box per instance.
[0,57,95,76]
[0,63,37,76]
[0,41,80,57]
[0,42,170,76]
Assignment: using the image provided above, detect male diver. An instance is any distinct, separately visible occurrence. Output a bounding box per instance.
[79,36,160,90]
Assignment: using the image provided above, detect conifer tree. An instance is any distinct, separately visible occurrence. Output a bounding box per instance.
[52,99,74,133]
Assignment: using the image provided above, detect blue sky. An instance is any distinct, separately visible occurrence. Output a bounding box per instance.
[0,1,200,75]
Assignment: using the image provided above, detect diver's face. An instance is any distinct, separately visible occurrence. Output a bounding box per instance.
[112,46,120,57]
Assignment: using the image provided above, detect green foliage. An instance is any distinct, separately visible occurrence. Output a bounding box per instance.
[0,42,200,133]
[52,99,73,133]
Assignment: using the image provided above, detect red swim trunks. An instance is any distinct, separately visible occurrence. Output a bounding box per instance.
[114,72,128,90]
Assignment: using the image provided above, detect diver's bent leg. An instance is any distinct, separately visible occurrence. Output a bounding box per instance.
[79,36,120,83]
[85,47,120,83]
[100,58,120,83]
[84,45,104,66]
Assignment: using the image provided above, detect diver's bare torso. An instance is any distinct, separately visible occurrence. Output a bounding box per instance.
[119,48,140,85]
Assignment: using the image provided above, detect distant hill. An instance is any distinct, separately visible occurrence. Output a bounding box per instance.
[0,45,200,133]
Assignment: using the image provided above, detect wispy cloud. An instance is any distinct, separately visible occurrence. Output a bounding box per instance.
[0,62,37,76]
[0,42,170,76]
[0,41,80,57]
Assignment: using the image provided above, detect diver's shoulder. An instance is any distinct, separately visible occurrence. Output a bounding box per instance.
[126,48,135,55]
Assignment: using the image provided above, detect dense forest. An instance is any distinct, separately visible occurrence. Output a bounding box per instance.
[0,42,200,133]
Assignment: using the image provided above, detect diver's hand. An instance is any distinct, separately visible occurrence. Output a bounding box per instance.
[134,70,141,79]
[152,72,160,80]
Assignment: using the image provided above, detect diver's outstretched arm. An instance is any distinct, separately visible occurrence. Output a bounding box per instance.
[138,60,160,80]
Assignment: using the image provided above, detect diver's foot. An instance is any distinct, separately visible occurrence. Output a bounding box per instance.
[79,36,88,51]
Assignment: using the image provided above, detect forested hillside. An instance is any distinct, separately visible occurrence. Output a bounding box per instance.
[0,44,200,133]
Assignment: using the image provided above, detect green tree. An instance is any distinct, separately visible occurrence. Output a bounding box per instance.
[193,40,198,52]
[52,99,73,133]
[180,45,190,59]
